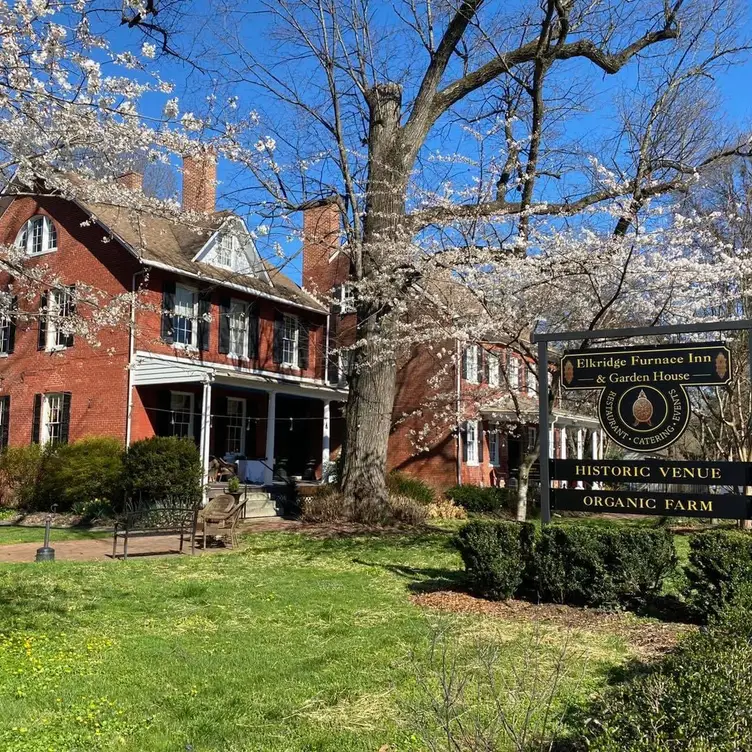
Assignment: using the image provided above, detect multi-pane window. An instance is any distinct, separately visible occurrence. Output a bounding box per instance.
[16,216,57,256]
[527,427,538,451]
[466,420,479,465]
[42,393,64,445]
[229,300,248,356]
[173,284,198,347]
[488,353,499,387]
[45,288,74,350]
[170,391,194,439]
[226,397,246,456]
[338,348,353,384]
[282,314,299,367]
[489,429,500,466]
[338,283,355,314]
[508,356,520,390]
[0,316,11,355]
[465,345,479,384]
[215,233,249,273]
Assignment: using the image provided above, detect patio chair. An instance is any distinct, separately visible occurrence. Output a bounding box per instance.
[192,493,245,550]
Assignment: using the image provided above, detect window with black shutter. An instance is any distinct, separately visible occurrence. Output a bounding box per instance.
[272,313,284,364]
[161,280,176,343]
[0,296,15,355]
[31,394,42,444]
[37,292,48,350]
[247,304,259,360]
[0,395,10,449]
[197,290,211,351]
[218,297,231,354]
[298,321,309,370]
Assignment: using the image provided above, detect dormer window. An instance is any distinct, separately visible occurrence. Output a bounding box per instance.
[16,216,57,256]
[214,232,249,273]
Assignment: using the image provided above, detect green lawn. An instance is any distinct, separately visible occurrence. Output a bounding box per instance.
[0,526,110,546]
[0,529,647,752]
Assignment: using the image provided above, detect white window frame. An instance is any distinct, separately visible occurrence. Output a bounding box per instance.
[465,345,479,384]
[488,429,500,466]
[282,313,299,368]
[225,397,246,458]
[173,284,198,349]
[41,392,64,446]
[488,353,499,387]
[46,288,72,352]
[508,356,520,390]
[170,391,194,439]
[527,427,538,451]
[228,299,249,358]
[15,216,57,257]
[0,315,10,356]
[466,420,480,466]
[339,283,355,314]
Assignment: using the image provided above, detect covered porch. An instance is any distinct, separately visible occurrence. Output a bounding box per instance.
[128,353,347,487]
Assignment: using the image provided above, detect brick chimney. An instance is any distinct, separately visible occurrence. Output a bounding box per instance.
[182,151,217,213]
[116,171,142,191]
[302,202,346,294]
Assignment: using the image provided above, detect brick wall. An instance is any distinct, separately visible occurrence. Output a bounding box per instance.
[301,204,349,296]
[0,196,137,446]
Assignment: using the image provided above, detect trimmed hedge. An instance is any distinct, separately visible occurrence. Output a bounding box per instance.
[455,520,537,600]
[122,437,202,506]
[386,471,435,505]
[536,524,676,608]
[577,588,752,751]
[683,529,752,621]
[454,519,676,608]
[446,485,513,515]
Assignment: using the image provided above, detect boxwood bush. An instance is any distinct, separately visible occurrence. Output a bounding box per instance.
[446,484,513,515]
[122,437,202,506]
[454,520,537,600]
[386,471,435,505]
[683,529,752,621]
[577,587,752,751]
[535,524,676,608]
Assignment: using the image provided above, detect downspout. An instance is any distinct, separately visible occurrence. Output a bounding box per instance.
[456,339,462,486]
[125,268,146,446]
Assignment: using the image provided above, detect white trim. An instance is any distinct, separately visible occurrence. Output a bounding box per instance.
[488,429,500,467]
[465,345,479,384]
[169,390,195,439]
[281,313,300,368]
[466,420,480,466]
[225,396,247,457]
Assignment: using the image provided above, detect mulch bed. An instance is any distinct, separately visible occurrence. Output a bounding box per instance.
[412,590,695,658]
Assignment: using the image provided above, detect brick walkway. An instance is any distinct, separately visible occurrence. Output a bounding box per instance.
[0,517,300,564]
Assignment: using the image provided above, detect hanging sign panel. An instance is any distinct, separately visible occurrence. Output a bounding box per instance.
[550,458,752,486]
[552,488,750,520]
[559,342,732,452]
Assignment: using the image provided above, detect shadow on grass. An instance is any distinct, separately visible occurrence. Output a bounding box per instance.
[352,558,467,593]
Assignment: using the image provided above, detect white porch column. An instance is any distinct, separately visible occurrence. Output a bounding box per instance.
[264,391,277,485]
[199,379,212,501]
[559,426,568,487]
[591,430,601,489]
[576,428,585,489]
[548,425,555,459]
[322,399,331,477]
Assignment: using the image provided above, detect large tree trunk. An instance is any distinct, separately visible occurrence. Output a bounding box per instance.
[341,83,408,506]
[516,449,538,521]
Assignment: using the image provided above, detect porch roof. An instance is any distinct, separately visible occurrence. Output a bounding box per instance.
[481,404,600,429]
[130,351,348,400]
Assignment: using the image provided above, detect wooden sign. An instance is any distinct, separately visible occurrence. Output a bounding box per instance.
[552,488,750,519]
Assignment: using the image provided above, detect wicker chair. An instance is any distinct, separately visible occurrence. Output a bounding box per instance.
[192,493,245,550]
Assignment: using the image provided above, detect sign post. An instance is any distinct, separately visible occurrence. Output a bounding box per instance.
[531,319,752,525]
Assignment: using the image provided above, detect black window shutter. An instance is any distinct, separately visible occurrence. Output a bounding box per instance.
[37,291,48,350]
[0,396,9,449]
[198,290,211,351]
[461,348,468,380]
[478,423,484,463]
[273,313,284,364]
[218,297,231,354]
[247,303,259,360]
[7,296,16,354]
[193,390,202,446]
[327,314,339,384]
[214,394,227,457]
[298,321,309,370]
[31,394,42,444]
[62,286,75,348]
[477,347,484,383]
[461,421,468,462]
[59,392,71,444]
[161,280,176,343]
[157,390,172,436]
[484,352,490,383]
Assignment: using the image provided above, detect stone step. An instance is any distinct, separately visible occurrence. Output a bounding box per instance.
[242,496,279,519]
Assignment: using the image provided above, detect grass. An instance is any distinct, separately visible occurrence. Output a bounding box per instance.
[0,528,646,752]
[0,526,110,546]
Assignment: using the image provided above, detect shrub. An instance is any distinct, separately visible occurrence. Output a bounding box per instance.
[446,484,513,515]
[387,494,428,525]
[122,437,202,506]
[577,588,752,751]
[35,437,124,513]
[300,487,347,522]
[0,444,44,509]
[386,471,435,505]
[535,524,676,608]
[70,497,115,523]
[683,529,752,621]
[454,519,537,600]
[426,498,468,520]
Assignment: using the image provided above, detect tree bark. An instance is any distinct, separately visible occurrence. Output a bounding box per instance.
[516,447,539,521]
[341,83,408,506]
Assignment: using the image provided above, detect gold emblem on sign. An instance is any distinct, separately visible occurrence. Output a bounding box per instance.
[632,389,654,426]
[563,360,574,385]
[715,352,728,380]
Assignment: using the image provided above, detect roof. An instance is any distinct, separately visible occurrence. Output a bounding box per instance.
[4,175,325,313]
